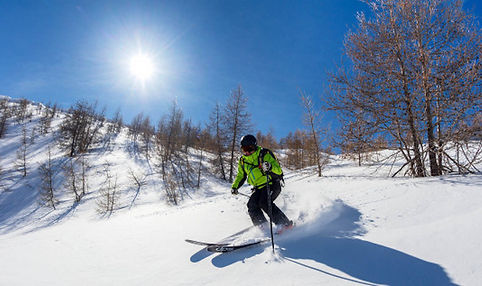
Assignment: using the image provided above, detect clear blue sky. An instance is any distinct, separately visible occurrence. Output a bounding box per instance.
[0,0,480,139]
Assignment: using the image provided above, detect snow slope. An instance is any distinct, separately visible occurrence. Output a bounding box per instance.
[0,102,481,285]
[2,162,481,285]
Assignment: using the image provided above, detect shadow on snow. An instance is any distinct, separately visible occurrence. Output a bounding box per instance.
[193,200,456,286]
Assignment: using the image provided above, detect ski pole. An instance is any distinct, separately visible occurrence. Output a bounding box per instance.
[237,192,251,198]
[266,172,275,253]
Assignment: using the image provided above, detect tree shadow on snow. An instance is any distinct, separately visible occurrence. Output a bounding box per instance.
[208,201,457,286]
[0,177,40,233]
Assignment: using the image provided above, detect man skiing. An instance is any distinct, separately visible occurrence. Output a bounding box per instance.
[231,134,293,231]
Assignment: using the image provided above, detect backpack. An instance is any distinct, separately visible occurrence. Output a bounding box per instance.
[241,147,285,185]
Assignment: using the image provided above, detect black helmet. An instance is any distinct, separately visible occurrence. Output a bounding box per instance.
[240,134,257,147]
[240,134,257,154]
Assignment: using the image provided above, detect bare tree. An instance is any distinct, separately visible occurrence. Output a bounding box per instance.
[156,102,183,181]
[128,168,147,207]
[64,159,80,203]
[39,146,57,210]
[78,155,89,199]
[63,155,89,203]
[29,126,37,145]
[196,129,210,188]
[0,98,11,138]
[207,102,228,180]
[179,120,198,188]
[39,105,53,135]
[300,92,328,176]
[163,172,178,205]
[223,86,252,181]
[97,162,119,215]
[16,126,28,177]
[129,112,144,152]
[140,116,155,159]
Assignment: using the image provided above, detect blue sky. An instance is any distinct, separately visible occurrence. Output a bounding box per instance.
[0,0,480,139]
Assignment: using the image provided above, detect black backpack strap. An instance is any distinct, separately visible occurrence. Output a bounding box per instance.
[259,148,285,185]
[237,155,247,188]
[258,148,267,167]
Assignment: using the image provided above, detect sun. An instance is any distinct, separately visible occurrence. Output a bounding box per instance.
[129,53,155,81]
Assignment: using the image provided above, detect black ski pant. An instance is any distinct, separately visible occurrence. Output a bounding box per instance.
[247,179,290,226]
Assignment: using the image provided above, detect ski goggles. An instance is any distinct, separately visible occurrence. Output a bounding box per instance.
[241,145,256,155]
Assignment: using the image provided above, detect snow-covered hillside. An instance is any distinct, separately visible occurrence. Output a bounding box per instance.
[0,100,481,285]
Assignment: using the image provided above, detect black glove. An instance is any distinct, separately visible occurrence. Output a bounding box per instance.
[231,188,238,195]
[261,161,271,172]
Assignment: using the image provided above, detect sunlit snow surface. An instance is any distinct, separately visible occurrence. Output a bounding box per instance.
[0,102,480,285]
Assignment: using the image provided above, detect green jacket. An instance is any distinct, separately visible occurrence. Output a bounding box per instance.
[231,146,283,190]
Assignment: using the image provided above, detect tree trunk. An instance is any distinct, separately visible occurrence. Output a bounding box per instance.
[425,101,441,176]
[398,51,425,177]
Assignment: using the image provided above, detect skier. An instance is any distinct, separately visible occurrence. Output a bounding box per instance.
[231,134,293,231]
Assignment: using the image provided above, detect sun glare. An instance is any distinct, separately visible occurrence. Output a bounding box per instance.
[129,53,155,81]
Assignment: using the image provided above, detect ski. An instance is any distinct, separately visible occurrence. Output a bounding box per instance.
[185,239,229,247]
[185,225,257,248]
[206,238,271,253]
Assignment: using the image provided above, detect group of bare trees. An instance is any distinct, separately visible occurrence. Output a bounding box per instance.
[279,129,331,172]
[119,86,253,205]
[25,86,254,210]
[148,86,253,202]
[59,101,106,158]
[0,98,36,139]
[129,112,154,158]
[154,103,198,204]
[121,101,213,205]
[39,102,58,134]
[329,0,481,176]
[0,98,37,178]
[0,99,56,206]
[0,99,98,210]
